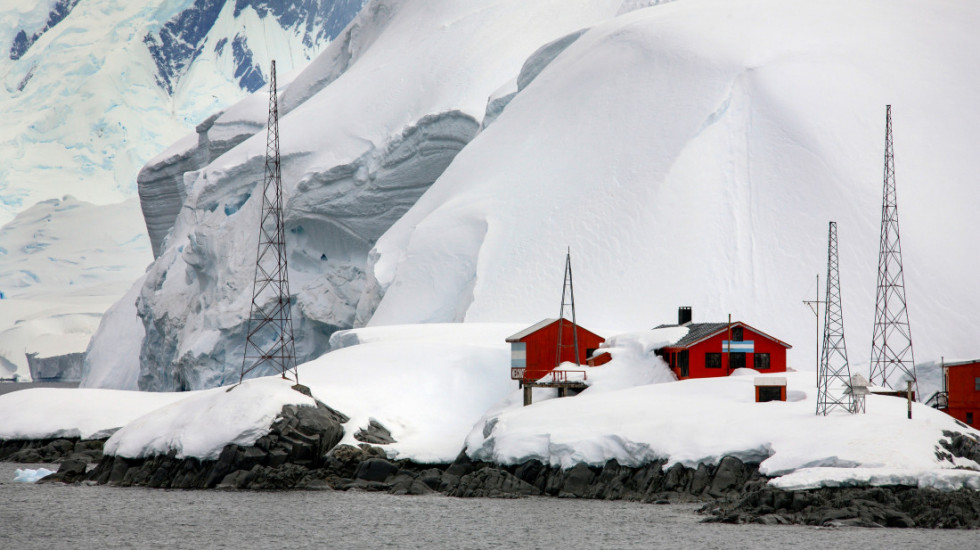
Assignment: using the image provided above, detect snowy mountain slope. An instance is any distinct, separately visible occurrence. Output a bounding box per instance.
[0,0,364,222]
[0,0,365,381]
[103,0,630,390]
[366,0,980,374]
[0,197,151,381]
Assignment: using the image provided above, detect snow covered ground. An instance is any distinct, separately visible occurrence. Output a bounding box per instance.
[366,0,980,376]
[4,325,978,491]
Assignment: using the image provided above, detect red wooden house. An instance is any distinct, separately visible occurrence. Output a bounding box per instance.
[939,359,980,427]
[655,308,791,380]
[507,319,605,382]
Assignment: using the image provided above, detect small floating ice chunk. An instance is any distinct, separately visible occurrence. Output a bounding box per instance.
[13,468,54,483]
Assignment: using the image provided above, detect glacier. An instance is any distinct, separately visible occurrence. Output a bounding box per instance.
[90,0,980,391]
[0,0,366,380]
[108,0,629,390]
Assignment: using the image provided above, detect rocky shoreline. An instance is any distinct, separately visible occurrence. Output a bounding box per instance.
[0,436,106,464]
[6,401,980,529]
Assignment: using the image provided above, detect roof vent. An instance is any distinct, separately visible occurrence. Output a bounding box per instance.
[678,307,692,326]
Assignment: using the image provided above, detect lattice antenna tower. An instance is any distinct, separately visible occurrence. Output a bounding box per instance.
[555,248,581,367]
[240,60,298,384]
[816,221,853,415]
[868,105,917,396]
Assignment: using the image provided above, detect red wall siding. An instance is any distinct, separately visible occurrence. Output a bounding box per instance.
[520,320,604,381]
[946,361,980,427]
[664,324,788,380]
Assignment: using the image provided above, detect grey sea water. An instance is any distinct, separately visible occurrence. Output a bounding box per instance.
[1,463,977,549]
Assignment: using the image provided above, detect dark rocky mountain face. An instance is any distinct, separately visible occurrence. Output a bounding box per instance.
[144,0,366,94]
[9,0,81,60]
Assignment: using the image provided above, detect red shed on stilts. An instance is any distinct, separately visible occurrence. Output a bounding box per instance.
[507,319,605,382]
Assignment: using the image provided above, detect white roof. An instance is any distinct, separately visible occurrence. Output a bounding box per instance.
[505,319,559,342]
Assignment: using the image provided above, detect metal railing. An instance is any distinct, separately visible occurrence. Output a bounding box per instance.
[513,368,588,383]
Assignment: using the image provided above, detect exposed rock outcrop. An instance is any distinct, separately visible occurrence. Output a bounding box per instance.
[702,485,980,528]
[0,437,105,463]
[83,400,348,489]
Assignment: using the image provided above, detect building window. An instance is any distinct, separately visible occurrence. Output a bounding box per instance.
[511,342,526,368]
[975,377,980,391]
[731,327,744,341]
[705,353,722,369]
[679,350,689,378]
[755,353,770,370]
[968,412,975,426]
[730,352,746,370]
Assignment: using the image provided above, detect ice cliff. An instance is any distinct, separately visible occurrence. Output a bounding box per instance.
[101,0,626,390]
[90,0,980,391]
[0,0,366,380]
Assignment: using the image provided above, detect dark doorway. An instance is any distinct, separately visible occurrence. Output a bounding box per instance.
[730,352,746,370]
[758,386,783,402]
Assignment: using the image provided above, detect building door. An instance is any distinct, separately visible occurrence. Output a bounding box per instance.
[758,386,782,402]
[730,352,745,370]
[679,350,689,378]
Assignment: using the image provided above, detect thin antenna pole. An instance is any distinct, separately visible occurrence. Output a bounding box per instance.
[240,60,298,384]
[803,274,825,378]
[555,248,580,367]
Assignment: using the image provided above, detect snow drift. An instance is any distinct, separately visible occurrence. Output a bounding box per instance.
[367,0,980,381]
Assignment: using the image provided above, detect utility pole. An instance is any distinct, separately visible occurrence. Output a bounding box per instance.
[240,60,298,384]
[869,105,917,398]
[803,274,825,376]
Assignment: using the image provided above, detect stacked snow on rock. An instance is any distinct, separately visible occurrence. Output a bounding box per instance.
[367,0,980,376]
[464,346,980,489]
[121,0,630,391]
[0,386,188,440]
[104,377,316,460]
[7,326,980,490]
[0,197,151,382]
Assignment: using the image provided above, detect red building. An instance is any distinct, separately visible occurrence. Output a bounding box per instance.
[655,308,791,380]
[939,359,980,427]
[507,319,605,381]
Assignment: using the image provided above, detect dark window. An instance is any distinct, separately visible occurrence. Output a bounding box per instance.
[758,386,782,402]
[730,352,746,370]
[679,350,689,378]
[705,353,722,369]
[968,412,975,426]
[731,327,744,341]
[975,377,980,391]
[586,348,596,360]
[755,353,770,370]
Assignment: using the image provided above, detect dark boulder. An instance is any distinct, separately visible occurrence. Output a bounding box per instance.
[354,420,396,445]
[37,453,89,484]
[355,458,399,482]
